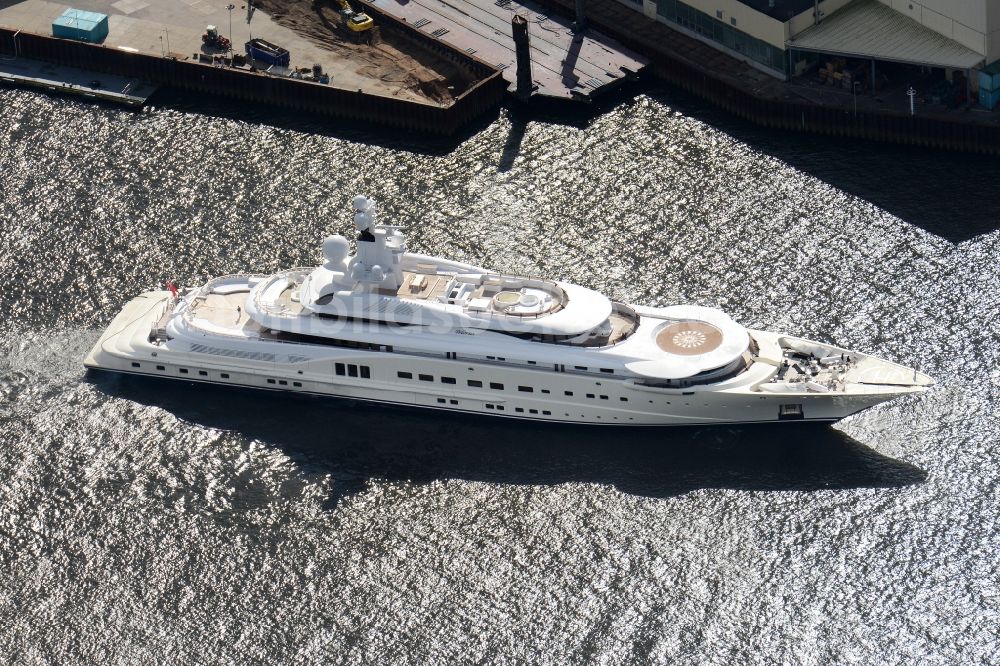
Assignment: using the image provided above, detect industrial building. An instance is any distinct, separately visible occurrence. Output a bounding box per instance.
[617,0,999,103]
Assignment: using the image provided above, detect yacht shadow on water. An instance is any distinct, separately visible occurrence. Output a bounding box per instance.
[90,372,927,506]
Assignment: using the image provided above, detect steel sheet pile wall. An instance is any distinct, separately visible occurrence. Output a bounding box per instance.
[0,28,506,135]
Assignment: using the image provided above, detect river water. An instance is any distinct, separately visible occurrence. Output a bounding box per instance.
[0,86,997,664]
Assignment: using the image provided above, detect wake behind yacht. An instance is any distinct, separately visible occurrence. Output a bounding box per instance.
[85,196,933,426]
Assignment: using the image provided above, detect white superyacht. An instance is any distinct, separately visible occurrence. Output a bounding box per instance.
[85,196,933,426]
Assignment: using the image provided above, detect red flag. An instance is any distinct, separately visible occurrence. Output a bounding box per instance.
[166,281,179,298]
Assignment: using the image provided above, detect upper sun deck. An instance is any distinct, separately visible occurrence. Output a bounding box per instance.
[178,274,301,339]
[398,267,565,320]
[173,196,746,382]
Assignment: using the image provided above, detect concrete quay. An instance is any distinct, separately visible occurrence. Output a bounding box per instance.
[0,0,432,102]
[0,0,507,134]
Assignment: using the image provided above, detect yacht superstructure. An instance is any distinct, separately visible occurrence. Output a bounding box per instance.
[85,196,933,426]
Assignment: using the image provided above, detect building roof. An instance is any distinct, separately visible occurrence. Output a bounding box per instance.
[55,8,108,24]
[736,1,816,22]
[787,0,985,70]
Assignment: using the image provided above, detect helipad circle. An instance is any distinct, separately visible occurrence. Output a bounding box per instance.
[656,321,724,356]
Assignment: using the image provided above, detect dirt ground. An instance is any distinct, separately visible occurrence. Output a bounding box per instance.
[253,0,476,103]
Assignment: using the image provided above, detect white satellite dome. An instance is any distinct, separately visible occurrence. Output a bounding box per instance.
[354,210,374,230]
[322,235,349,268]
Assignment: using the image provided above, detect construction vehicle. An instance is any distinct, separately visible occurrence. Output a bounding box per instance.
[335,0,374,33]
[201,25,231,51]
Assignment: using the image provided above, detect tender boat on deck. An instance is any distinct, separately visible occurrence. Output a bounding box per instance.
[85,195,933,426]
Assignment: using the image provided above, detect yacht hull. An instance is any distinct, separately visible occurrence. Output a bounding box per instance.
[85,292,926,428]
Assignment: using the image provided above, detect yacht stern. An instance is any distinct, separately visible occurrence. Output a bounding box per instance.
[84,291,173,371]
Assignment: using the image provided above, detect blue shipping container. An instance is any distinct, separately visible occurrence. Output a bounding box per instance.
[52,8,109,43]
[245,39,290,67]
[979,87,1000,110]
[978,62,1000,93]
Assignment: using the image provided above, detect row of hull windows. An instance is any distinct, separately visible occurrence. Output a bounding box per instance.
[395,370,629,401]
[130,362,301,387]
[485,404,550,416]
[130,362,638,418]
[486,355,615,375]
[134,361,628,403]
[267,378,303,387]
[335,363,371,379]
[278,325,393,353]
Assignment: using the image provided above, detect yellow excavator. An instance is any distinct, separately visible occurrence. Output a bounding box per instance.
[336,0,374,32]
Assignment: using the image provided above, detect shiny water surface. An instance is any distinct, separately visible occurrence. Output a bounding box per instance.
[1,87,998,664]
